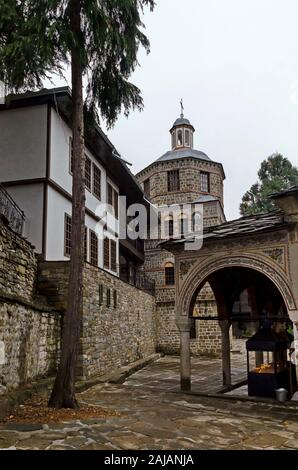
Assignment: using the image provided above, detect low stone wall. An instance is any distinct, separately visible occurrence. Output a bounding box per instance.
[0,216,36,301]
[38,261,157,379]
[0,218,61,395]
[0,302,61,395]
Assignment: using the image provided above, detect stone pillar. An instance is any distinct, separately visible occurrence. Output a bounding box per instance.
[176,318,192,391]
[220,320,232,388]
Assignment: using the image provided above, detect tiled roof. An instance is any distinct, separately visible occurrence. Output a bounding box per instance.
[161,211,287,248]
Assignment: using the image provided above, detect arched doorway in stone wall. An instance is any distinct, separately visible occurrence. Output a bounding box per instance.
[177,258,297,396]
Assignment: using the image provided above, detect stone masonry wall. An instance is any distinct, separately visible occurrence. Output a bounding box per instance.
[155,284,222,357]
[38,261,156,380]
[142,237,222,357]
[136,158,224,207]
[0,218,61,395]
[0,303,60,395]
[0,216,36,301]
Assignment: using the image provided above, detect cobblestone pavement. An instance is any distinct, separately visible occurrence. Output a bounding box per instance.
[1,355,298,450]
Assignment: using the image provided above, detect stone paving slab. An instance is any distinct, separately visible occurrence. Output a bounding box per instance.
[0,356,298,450]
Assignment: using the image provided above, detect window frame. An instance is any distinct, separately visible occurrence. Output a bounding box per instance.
[200,171,210,193]
[110,239,117,273]
[92,163,101,200]
[84,226,88,262]
[85,155,92,192]
[177,128,183,147]
[106,288,111,308]
[184,129,190,147]
[104,236,110,270]
[167,169,180,192]
[107,182,119,219]
[90,229,99,267]
[143,178,150,198]
[165,262,175,286]
[64,213,72,258]
[69,136,73,175]
[99,284,104,306]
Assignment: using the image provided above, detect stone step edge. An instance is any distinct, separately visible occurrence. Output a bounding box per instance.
[75,353,163,391]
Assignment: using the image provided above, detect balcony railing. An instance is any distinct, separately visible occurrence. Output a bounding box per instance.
[0,184,25,236]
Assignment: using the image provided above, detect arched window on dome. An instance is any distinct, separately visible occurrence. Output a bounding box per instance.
[192,211,202,232]
[184,129,190,147]
[171,131,176,149]
[180,214,188,236]
[165,214,174,238]
[177,129,183,147]
[165,262,175,286]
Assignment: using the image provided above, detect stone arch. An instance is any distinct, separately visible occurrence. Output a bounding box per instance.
[178,253,296,318]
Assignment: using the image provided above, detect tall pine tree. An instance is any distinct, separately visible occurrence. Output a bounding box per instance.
[0,0,155,408]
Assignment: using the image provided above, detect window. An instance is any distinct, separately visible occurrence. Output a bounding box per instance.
[180,216,188,236]
[93,164,101,199]
[185,129,190,146]
[171,131,176,149]
[90,229,98,266]
[113,289,117,308]
[64,214,72,257]
[85,156,92,191]
[107,183,119,218]
[165,216,174,238]
[177,129,183,146]
[200,172,210,193]
[99,284,104,306]
[111,239,117,272]
[69,137,74,174]
[192,212,201,232]
[106,288,111,307]
[108,183,113,207]
[104,237,110,269]
[114,189,119,219]
[143,179,150,198]
[84,226,88,262]
[165,262,175,286]
[167,170,180,192]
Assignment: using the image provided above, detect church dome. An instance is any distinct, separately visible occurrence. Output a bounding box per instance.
[156,148,211,163]
[172,117,192,127]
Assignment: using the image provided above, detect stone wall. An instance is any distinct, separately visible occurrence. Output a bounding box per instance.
[136,158,224,207]
[142,236,222,357]
[0,216,36,301]
[38,261,156,379]
[0,302,60,395]
[0,218,61,395]
[155,283,222,357]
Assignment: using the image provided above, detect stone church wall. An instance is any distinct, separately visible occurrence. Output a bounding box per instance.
[142,237,222,357]
[0,218,61,395]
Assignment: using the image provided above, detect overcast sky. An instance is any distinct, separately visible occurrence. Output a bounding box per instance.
[49,0,298,220]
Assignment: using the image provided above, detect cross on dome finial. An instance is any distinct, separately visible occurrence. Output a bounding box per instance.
[180,98,184,118]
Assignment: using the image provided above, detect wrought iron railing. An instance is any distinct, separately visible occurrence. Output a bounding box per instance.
[0,183,25,235]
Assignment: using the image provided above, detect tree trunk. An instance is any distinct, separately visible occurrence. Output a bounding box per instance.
[49,0,85,409]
